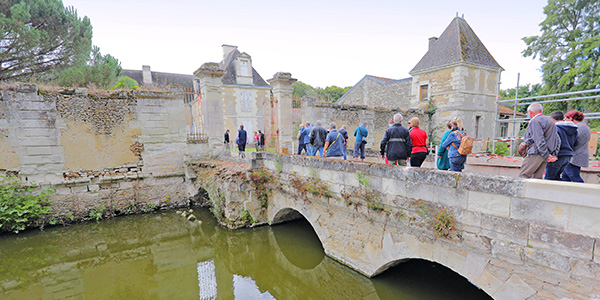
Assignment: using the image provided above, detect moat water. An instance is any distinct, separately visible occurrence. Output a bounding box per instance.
[0,208,491,299]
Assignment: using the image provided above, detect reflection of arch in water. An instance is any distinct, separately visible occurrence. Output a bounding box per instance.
[265,209,379,299]
[372,258,493,300]
[271,211,324,270]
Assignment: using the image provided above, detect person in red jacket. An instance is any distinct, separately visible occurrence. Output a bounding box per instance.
[408,117,428,167]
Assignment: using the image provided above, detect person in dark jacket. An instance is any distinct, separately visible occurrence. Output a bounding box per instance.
[258,130,265,151]
[380,114,412,166]
[224,129,230,151]
[545,111,578,180]
[309,121,328,158]
[339,125,349,160]
[236,125,247,158]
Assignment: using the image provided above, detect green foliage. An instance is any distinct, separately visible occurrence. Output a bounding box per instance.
[0,0,93,81]
[433,209,455,238]
[0,176,54,232]
[241,210,256,225]
[522,0,600,114]
[289,174,332,201]
[292,81,351,103]
[113,75,139,90]
[341,173,384,212]
[499,84,543,114]
[493,141,510,156]
[274,156,283,174]
[55,46,122,88]
[356,171,369,190]
[88,205,106,222]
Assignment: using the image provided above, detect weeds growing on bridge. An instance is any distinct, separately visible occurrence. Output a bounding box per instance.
[340,172,385,212]
[249,168,279,208]
[414,200,457,239]
[289,173,332,202]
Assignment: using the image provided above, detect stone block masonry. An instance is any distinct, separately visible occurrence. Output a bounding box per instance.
[0,85,195,228]
[201,152,600,300]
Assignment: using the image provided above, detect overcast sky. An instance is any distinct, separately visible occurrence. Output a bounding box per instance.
[63,0,548,90]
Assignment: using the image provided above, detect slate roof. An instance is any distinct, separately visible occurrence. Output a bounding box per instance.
[410,17,503,74]
[122,69,194,89]
[220,48,270,87]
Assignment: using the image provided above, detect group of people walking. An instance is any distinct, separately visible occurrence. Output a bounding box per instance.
[232,101,592,183]
[297,114,435,168]
[224,125,265,158]
[518,103,590,182]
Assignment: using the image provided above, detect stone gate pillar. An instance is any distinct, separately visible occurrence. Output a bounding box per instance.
[268,72,297,153]
[195,63,225,156]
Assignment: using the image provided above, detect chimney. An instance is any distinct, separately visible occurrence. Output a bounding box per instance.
[142,65,152,84]
[428,37,438,50]
[222,44,237,61]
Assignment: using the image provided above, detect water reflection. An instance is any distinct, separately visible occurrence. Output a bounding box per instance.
[0,208,490,299]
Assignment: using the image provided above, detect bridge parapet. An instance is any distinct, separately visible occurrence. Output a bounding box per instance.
[249,152,600,299]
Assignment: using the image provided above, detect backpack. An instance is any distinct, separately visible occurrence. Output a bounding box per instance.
[452,131,474,155]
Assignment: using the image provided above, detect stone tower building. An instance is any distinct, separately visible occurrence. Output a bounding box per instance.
[337,16,504,141]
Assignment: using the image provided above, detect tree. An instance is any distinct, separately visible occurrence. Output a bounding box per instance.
[0,0,92,81]
[522,0,600,114]
[56,46,122,88]
[292,81,352,103]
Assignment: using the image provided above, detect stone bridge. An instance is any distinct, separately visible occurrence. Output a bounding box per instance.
[200,152,600,300]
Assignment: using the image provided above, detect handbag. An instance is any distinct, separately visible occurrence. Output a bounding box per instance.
[361,137,367,145]
[518,125,551,157]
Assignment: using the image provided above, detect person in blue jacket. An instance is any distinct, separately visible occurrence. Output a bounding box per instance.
[436,121,452,170]
[545,111,578,180]
[440,118,467,172]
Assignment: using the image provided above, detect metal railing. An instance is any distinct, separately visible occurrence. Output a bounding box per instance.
[494,85,600,155]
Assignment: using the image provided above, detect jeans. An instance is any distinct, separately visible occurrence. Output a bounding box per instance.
[297,143,308,155]
[342,144,347,160]
[449,155,467,172]
[561,163,584,183]
[353,141,365,159]
[312,146,324,158]
[544,156,571,180]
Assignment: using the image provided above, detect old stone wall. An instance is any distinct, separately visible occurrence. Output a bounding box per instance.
[338,76,412,109]
[301,100,428,150]
[237,153,600,300]
[0,85,197,226]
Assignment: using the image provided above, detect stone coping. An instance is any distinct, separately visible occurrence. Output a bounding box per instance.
[254,152,600,209]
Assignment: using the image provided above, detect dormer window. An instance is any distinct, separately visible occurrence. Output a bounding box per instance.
[240,60,250,77]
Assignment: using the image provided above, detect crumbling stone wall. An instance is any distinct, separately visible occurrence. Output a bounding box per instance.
[0,84,194,227]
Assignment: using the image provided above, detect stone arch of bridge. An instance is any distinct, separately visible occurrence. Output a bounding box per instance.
[269,206,328,252]
[370,250,497,297]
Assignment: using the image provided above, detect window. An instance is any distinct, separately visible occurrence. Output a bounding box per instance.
[240,60,250,77]
[241,91,252,112]
[419,85,429,101]
[475,116,481,139]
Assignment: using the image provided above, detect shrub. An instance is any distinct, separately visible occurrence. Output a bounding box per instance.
[113,75,139,90]
[493,141,510,156]
[0,176,54,232]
